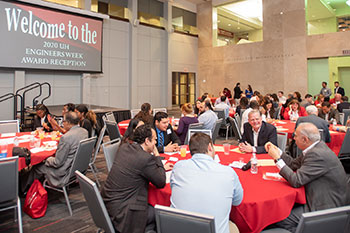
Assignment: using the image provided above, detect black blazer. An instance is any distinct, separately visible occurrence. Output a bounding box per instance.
[334,87,345,97]
[101,143,166,233]
[155,124,181,153]
[240,121,277,154]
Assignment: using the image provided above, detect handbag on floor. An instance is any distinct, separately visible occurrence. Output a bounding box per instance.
[24,179,48,218]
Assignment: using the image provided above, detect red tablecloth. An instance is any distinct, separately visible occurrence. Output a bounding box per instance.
[271,120,345,155]
[148,145,306,233]
[1,132,58,170]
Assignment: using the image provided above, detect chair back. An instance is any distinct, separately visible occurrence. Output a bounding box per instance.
[155,205,215,233]
[213,109,225,120]
[184,122,204,145]
[187,129,212,143]
[318,129,325,142]
[130,109,141,118]
[240,109,246,117]
[277,132,288,152]
[0,157,18,203]
[153,108,167,116]
[234,113,241,130]
[339,128,350,158]
[0,120,20,134]
[339,113,345,126]
[102,138,121,172]
[343,109,350,126]
[295,205,350,233]
[228,117,242,140]
[105,112,116,123]
[275,106,282,120]
[212,118,223,143]
[91,124,106,165]
[105,120,121,141]
[68,137,97,180]
[75,171,115,233]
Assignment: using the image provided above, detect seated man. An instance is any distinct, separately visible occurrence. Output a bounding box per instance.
[265,123,348,233]
[329,93,342,105]
[170,133,243,233]
[20,111,88,192]
[102,125,173,233]
[241,100,262,133]
[337,96,350,113]
[318,101,340,124]
[300,94,313,108]
[198,100,218,132]
[239,110,277,154]
[154,111,181,153]
[215,95,230,119]
[296,105,330,143]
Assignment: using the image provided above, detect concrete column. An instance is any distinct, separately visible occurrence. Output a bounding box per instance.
[128,0,138,109]
[164,1,172,108]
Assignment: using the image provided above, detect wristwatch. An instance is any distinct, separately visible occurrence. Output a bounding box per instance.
[275,158,282,163]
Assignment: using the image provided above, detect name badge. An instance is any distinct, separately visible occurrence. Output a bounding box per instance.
[167,129,172,134]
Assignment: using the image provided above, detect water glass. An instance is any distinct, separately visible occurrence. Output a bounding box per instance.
[223,143,230,155]
[35,138,41,148]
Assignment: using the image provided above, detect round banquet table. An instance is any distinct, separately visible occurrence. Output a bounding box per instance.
[118,118,180,136]
[148,145,306,233]
[271,120,345,155]
[0,132,59,170]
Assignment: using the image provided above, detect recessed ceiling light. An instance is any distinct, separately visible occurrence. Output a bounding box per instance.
[228,24,231,26]
[237,27,240,29]
[280,12,283,15]
[218,20,221,23]
[312,15,315,18]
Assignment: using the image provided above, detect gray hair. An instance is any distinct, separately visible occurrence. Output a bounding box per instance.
[298,122,321,142]
[306,105,318,115]
[248,109,262,118]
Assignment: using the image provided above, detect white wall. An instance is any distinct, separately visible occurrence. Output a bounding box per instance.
[136,25,167,108]
[0,71,15,120]
[171,32,198,73]
[88,18,130,109]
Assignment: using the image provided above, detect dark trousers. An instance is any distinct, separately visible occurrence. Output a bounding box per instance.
[19,163,46,194]
[274,204,305,233]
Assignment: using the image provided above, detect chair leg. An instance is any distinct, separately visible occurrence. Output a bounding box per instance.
[225,127,229,140]
[62,186,73,216]
[17,197,23,233]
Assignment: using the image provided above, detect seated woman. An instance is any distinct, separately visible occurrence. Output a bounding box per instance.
[261,100,276,121]
[315,94,325,108]
[121,118,144,144]
[134,103,153,125]
[75,104,97,137]
[283,99,307,121]
[49,103,75,134]
[33,104,55,132]
[175,103,199,145]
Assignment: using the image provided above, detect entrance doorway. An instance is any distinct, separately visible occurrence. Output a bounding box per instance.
[172,72,196,106]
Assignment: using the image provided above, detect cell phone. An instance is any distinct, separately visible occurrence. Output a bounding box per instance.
[242,161,251,171]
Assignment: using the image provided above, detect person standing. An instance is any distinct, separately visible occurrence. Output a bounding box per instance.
[170,133,243,233]
[334,81,345,97]
[234,83,243,105]
[320,81,332,102]
[245,85,253,99]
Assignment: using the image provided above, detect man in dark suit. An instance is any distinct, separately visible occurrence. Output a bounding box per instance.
[318,101,340,124]
[239,110,277,154]
[265,123,348,232]
[154,111,181,153]
[334,81,345,97]
[101,124,173,233]
[338,96,350,113]
[296,105,330,143]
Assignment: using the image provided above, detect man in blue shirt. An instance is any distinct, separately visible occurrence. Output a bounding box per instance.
[198,100,218,132]
[170,133,243,233]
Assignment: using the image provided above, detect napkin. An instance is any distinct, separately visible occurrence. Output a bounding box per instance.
[213,145,224,152]
[229,161,246,169]
[0,133,16,137]
[168,157,179,162]
[231,147,245,154]
[30,147,45,153]
[276,128,288,131]
[214,154,221,163]
[166,171,172,184]
[258,159,276,166]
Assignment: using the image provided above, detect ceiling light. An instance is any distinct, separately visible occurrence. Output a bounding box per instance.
[312,15,315,18]
[280,12,283,15]
[218,20,221,23]
[237,27,241,29]
[228,24,231,26]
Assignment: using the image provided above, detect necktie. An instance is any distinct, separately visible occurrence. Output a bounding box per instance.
[159,131,164,148]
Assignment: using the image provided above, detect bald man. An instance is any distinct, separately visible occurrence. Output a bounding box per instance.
[265,123,348,232]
